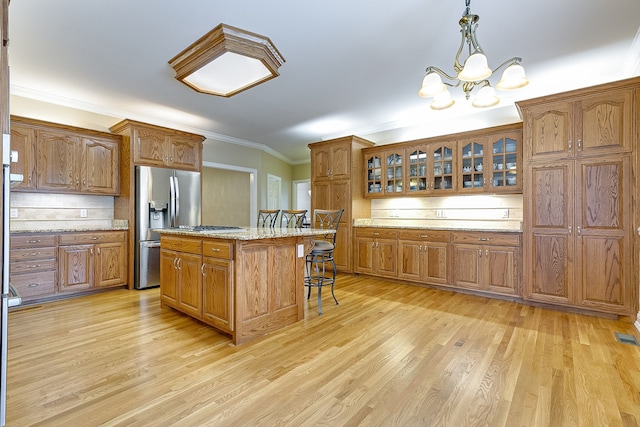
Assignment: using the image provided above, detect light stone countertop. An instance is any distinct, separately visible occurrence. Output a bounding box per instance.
[156,227,334,240]
[11,220,129,234]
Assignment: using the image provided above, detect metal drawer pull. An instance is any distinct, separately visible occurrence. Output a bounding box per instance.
[478,238,489,241]
[27,264,41,268]
[210,248,221,252]
[26,240,41,244]
[420,235,429,238]
[27,283,41,287]
[201,264,206,276]
[90,237,100,240]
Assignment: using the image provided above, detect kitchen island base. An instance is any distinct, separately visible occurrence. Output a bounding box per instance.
[159,229,323,345]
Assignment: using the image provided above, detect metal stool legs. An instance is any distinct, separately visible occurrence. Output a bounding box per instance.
[304,251,338,315]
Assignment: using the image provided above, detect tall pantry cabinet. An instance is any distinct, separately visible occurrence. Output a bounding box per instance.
[309,136,374,273]
[516,77,639,316]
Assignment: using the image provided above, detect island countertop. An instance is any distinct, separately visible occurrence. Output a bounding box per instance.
[155,227,334,240]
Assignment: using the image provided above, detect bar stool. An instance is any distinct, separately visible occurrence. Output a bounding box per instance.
[257,209,280,227]
[304,209,344,314]
[281,209,307,228]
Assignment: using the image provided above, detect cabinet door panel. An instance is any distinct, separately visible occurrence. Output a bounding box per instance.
[376,239,397,277]
[576,88,633,155]
[203,257,234,332]
[577,236,624,309]
[529,163,572,229]
[178,253,203,318]
[397,241,421,281]
[82,137,119,194]
[160,249,178,306]
[10,124,36,190]
[96,242,126,287]
[578,159,625,230]
[133,128,168,166]
[58,244,93,292]
[170,135,201,171]
[37,130,79,191]
[528,234,571,303]
[525,101,572,159]
[330,144,350,180]
[311,148,330,181]
[354,238,374,274]
[453,245,481,289]
[486,247,518,295]
[423,243,448,285]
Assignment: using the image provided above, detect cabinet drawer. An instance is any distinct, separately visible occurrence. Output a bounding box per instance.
[10,271,57,299]
[355,228,398,239]
[202,240,233,259]
[397,229,451,243]
[161,235,202,255]
[10,258,56,274]
[10,247,57,262]
[59,231,126,245]
[11,234,57,248]
[452,232,521,246]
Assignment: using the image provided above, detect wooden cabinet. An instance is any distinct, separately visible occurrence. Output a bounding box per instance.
[160,235,203,318]
[309,135,374,273]
[397,229,450,285]
[517,78,638,316]
[521,87,634,161]
[202,240,234,333]
[112,120,202,171]
[9,234,58,301]
[451,232,520,296]
[10,116,121,195]
[9,123,36,190]
[58,231,127,293]
[354,228,397,278]
[363,124,522,198]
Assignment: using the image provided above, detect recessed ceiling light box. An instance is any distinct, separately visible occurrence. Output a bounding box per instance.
[169,23,285,97]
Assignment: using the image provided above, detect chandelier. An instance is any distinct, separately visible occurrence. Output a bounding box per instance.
[418,0,529,110]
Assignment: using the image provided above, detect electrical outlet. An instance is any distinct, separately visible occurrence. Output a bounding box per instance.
[10,208,18,218]
[436,209,442,218]
[502,209,509,218]
[80,209,88,218]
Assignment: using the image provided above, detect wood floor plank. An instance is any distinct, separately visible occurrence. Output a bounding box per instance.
[6,274,640,426]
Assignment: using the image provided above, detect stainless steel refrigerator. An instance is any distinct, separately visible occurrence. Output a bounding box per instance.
[135,166,201,289]
[1,134,23,426]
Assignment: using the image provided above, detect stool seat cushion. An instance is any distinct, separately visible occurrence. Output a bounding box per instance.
[310,240,334,253]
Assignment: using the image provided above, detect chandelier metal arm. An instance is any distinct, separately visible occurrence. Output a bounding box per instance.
[424,66,461,87]
[489,56,523,75]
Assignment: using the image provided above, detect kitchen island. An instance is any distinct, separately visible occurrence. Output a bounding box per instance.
[156,227,333,345]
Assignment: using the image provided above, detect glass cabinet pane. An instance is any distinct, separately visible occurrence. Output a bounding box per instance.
[491,137,518,187]
[366,155,382,194]
[385,152,403,194]
[461,141,485,189]
[408,149,427,192]
[433,145,453,191]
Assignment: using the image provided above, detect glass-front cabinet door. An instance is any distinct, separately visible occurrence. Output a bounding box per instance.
[407,148,428,194]
[459,137,487,191]
[431,143,455,192]
[490,132,520,190]
[365,153,383,196]
[383,150,404,195]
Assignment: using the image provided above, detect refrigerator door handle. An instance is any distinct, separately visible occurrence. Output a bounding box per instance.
[169,176,176,228]
[174,176,180,227]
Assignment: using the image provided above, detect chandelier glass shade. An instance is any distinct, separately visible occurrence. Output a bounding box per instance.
[419,0,528,110]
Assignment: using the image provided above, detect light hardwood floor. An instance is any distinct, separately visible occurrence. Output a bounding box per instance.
[6,275,640,426]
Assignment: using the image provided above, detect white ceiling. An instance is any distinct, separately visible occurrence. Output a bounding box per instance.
[8,0,640,164]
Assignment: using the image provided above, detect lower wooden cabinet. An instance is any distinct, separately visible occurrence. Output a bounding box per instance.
[451,231,520,296]
[160,236,234,333]
[10,234,58,300]
[10,231,128,303]
[354,228,397,278]
[397,230,450,286]
[160,236,203,318]
[58,231,128,293]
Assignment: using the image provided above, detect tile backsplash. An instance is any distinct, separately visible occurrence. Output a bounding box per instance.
[359,194,523,230]
[10,192,115,231]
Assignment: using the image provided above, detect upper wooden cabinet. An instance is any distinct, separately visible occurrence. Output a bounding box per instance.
[10,116,121,195]
[110,119,203,171]
[363,124,522,198]
[309,135,374,273]
[519,86,634,161]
